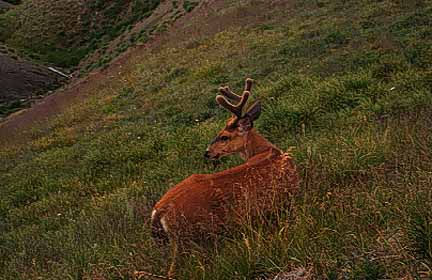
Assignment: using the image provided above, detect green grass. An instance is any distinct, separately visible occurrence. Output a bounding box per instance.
[183,0,199,13]
[1,0,432,278]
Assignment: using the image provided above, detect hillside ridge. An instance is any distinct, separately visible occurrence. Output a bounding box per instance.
[0,0,285,143]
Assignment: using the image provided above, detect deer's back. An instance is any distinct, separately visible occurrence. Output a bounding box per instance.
[153,152,299,237]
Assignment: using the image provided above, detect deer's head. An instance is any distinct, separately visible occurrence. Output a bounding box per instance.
[205,78,262,160]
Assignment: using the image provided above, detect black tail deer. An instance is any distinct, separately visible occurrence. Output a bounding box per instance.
[151,78,299,276]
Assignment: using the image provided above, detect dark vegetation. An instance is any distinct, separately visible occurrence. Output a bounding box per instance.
[3,0,20,4]
[0,0,161,68]
[0,1,12,13]
[0,52,63,118]
[0,0,431,279]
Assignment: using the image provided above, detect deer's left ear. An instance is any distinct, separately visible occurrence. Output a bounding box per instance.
[245,101,261,121]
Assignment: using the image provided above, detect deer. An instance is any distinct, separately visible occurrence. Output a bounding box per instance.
[150,78,299,277]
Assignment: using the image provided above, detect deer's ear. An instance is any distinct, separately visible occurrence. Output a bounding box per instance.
[245,101,261,121]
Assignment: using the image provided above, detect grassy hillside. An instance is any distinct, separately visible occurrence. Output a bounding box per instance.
[0,0,161,68]
[1,0,431,279]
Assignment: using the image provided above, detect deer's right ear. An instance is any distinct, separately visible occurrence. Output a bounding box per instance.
[245,101,261,121]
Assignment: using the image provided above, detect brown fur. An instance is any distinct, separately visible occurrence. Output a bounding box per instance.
[153,146,299,240]
[151,78,299,241]
[152,127,300,241]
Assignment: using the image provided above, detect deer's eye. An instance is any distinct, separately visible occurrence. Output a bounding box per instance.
[220,136,230,141]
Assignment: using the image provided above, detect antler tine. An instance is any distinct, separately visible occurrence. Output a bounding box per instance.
[218,78,254,102]
[218,86,241,101]
[244,78,253,92]
[216,91,250,118]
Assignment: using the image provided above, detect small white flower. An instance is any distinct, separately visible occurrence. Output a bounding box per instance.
[390,87,396,91]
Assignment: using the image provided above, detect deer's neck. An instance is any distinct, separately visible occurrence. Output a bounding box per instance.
[240,129,282,161]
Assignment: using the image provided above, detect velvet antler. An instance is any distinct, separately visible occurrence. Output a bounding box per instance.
[216,78,254,118]
[218,78,253,101]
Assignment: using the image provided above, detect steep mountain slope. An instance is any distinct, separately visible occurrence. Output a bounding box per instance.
[0,0,199,121]
[0,0,162,67]
[0,0,431,279]
[0,0,197,122]
[0,50,63,118]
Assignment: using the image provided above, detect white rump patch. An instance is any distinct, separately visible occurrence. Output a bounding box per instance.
[160,217,169,233]
[152,209,169,233]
